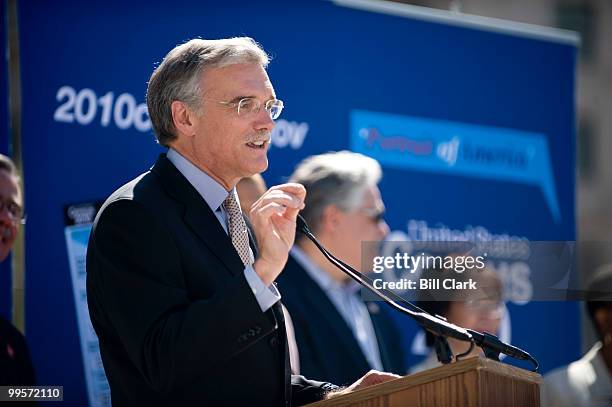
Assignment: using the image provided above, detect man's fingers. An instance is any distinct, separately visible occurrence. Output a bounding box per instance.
[362,371,401,386]
[267,183,306,201]
[252,202,287,219]
[252,193,304,213]
[252,187,305,216]
[258,190,302,222]
[283,206,301,222]
[252,201,301,227]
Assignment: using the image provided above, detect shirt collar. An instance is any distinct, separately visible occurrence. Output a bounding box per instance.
[291,245,361,295]
[291,246,340,291]
[167,148,231,212]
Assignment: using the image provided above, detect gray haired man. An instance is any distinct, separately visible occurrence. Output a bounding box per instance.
[277,151,408,386]
[86,38,399,406]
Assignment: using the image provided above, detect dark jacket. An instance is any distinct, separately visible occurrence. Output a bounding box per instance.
[0,316,36,386]
[86,154,335,406]
[277,254,408,386]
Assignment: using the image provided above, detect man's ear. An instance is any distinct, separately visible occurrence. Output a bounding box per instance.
[321,205,342,234]
[171,100,197,138]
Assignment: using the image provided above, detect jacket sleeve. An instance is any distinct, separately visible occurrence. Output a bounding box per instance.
[291,375,339,406]
[86,198,278,394]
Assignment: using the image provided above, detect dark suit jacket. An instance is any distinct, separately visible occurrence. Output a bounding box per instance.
[0,317,36,386]
[277,254,407,386]
[86,154,335,406]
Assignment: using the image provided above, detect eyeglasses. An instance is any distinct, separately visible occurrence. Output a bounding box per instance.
[218,97,284,120]
[356,206,386,223]
[0,199,25,224]
[464,300,505,318]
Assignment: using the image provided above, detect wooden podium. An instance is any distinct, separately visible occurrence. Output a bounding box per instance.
[307,357,541,407]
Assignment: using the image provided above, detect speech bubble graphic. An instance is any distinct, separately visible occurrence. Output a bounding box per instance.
[350,110,560,223]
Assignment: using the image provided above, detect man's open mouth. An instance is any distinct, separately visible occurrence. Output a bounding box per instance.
[246,140,268,149]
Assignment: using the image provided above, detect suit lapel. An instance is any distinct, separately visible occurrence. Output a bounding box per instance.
[285,255,370,370]
[150,154,245,276]
[244,215,259,258]
[367,302,393,372]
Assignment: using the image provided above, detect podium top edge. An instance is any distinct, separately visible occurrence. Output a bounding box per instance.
[305,357,541,407]
[462,357,542,382]
[406,357,542,385]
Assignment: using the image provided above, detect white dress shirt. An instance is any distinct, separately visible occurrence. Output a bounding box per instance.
[290,246,383,371]
[167,148,280,312]
[541,342,612,407]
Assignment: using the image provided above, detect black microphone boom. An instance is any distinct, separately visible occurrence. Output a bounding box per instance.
[467,329,539,371]
[296,215,471,343]
[295,214,539,372]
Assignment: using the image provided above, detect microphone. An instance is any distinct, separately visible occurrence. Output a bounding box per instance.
[296,215,472,343]
[467,329,539,371]
[295,214,539,371]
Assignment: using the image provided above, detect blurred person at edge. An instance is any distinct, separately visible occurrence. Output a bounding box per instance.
[411,266,504,373]
[0,154,36,386]
[276,151,407,386]
[86,37,400,406]
[541,265,612,407]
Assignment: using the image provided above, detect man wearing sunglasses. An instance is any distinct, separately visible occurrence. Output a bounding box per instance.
[86,38,399,406]
[277,151,407,387]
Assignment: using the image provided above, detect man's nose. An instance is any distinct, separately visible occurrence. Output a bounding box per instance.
[253,108,276,131]
[377,219,390,239]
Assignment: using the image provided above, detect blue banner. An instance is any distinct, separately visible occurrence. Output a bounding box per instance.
[351,110,560,222]
[16,1,578,404]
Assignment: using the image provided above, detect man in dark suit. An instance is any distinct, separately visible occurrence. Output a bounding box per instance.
[0,154,36,387]
[277,151,408,386]
[86,37,399,406]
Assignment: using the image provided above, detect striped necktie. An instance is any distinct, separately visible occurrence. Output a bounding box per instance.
[223,192,254,266]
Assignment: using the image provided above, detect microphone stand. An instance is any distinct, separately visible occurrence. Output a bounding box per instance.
[296,215,539,372]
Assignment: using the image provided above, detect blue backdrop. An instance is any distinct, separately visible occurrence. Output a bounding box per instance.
[16,1,578,405]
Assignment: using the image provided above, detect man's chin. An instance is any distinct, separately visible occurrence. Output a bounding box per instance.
[247,157,269,175]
